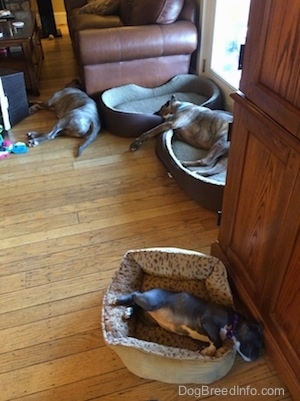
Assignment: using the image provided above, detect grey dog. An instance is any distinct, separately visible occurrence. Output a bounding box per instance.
[27,82,101,157]
[130,95,233,171]
[115,288,263,361]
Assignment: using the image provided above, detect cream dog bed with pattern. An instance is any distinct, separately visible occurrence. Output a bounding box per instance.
[102,247,236,384]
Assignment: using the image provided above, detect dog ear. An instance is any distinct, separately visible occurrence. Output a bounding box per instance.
[250,323,264,349]
[251,323,263,333]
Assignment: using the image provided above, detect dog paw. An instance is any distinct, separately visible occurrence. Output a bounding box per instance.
[129,141,140,152]
[27,137,39,147]
[181,160,192,167]
[122,307,134,320]
[27,131,38,138]
[197,158,211,167]
[29,104,40,114]
[182,159,210,168]
[215,339,233,358]
[181,160,199,167]
[200,343,217,357]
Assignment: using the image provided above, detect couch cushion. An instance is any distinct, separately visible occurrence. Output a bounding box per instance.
[79,0,120,15]
[120,0,184,25]
[69,8,123,31]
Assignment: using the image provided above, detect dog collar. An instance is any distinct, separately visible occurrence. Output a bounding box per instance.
[226,313,240,339]
[176,103,190,111]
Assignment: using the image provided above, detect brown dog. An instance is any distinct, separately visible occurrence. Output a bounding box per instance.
[130,95,233,170]
[27,81,101,157]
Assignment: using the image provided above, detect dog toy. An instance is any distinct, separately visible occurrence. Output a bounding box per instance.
[0,150,10,159]
[0,134,28,158]
[11,142,28,154]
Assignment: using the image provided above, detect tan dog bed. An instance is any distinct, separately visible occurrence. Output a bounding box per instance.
[102,248,236,384]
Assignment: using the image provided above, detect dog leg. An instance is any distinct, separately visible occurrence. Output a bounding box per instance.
[27,119,67,147]
[181,157,228,177]
[27,130,61,147]
[181,136,229,169]
[199,137,229,166]
[113,292,139,306]
[29,101,54,114]
[114,289,168,311]
[130,122,172,151]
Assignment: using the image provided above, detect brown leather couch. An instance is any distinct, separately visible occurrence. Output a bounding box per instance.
[64,0,198,96]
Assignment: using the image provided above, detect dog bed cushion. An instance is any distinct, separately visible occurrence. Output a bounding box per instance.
[100,74,224,137]
[102,248,236,384]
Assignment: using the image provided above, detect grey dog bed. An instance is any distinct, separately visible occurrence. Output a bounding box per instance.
[100,74,224,137]
[156,129,227,211]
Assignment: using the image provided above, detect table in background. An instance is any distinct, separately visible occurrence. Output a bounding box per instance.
[0,11,43,95]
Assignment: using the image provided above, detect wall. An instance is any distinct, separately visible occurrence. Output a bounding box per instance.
[51,0,67,24]
[52,0,65,12]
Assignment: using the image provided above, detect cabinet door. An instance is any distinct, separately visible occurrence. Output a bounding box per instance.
[218,95,300,304]
[240,0,300,139]
[266,230,300,386]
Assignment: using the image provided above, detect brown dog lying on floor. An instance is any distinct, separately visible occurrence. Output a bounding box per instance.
[130,95,233,174]
[27,80,101,157]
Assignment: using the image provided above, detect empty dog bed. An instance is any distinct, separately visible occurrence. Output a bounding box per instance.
[156,129,226,211]
[100,74,224,137]
[102,247,236,384]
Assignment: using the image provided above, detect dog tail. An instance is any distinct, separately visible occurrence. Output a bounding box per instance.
[77,121,101,157]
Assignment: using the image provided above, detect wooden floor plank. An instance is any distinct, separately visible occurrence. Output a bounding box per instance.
[0,329,102,375]
[0,347,118,400]
[0,274,105,315]
[0,292,102,331]
[0,307,100,354]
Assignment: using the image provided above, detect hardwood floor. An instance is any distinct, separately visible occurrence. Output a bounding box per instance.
[0,25,293,401]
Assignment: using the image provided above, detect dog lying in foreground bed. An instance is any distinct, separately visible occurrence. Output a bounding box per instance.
[27,80,101,157]
[114,288,263,362]
[130,95,233,174]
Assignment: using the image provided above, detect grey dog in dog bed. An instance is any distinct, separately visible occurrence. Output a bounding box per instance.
[130,95,233,175]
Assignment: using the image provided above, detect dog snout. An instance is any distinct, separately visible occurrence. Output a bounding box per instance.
[240,344,261,361]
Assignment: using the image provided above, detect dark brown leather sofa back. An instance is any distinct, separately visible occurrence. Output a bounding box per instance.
[64,0,198,96]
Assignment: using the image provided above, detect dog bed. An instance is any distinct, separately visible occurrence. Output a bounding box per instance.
[99,74,224,137]
[102,248,236,384]
[156,129,226,211]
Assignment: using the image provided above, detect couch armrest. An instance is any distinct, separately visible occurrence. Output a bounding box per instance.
[64,0,87,13]
[77,21,197,65]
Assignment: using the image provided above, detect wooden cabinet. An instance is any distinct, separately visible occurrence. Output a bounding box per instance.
[239,0,300,139]
[211,0,300,398]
